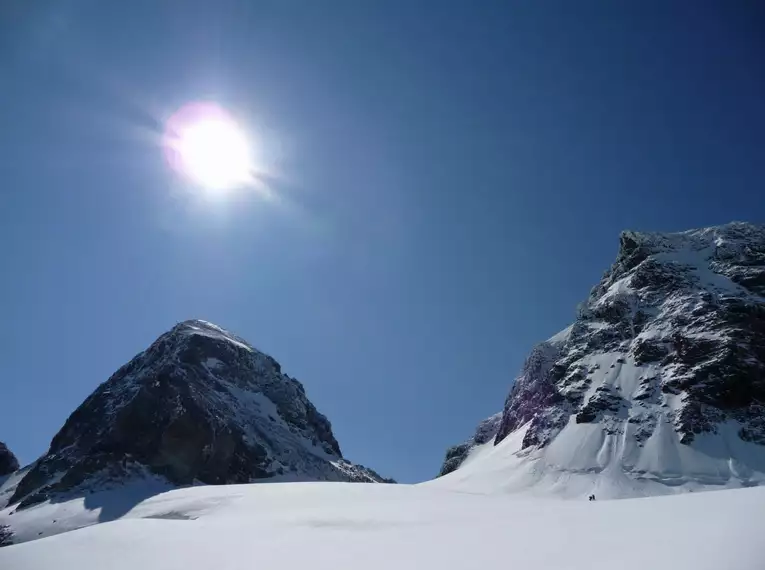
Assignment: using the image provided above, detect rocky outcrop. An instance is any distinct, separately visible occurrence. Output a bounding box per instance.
[438,413,502,476]
[0,443,18,477]
[494,334,570,449]
[0,524,12,548]
[10,320,391,508]
[439,222,765,489]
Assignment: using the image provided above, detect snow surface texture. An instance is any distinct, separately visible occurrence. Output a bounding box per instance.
[1,481,763,569]
[9,320,390,510]
[437,222,765,497]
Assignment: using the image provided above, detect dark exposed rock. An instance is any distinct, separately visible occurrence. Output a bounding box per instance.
[634,376,659,402]
[728,267,765,295]
[575,387,624,424]
[0,524,13,548]
[439,443,472,477]
[494,339,568,446]
[438,414,502,476]
[10,320,391,507]
[0,442,18,477]
[631,338,669,366]
[739,405,765,444]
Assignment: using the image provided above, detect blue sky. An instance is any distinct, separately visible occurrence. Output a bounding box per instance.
[1,1,763,483]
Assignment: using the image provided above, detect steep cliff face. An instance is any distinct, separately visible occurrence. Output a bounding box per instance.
[10,320,390,508]
[436,223,765,497]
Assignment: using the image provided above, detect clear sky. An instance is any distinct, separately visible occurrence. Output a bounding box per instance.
[1,1,764,483]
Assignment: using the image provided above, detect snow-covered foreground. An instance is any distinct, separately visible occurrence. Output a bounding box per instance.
[2,481,764,570]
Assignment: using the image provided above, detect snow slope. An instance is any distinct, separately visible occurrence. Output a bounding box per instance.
[1,482,763,570]
[428,419,765,498]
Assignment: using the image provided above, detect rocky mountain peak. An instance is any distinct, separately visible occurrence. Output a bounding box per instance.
[438,223,765,496]
[10,320,389,508]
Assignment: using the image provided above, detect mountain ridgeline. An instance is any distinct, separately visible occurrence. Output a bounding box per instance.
[8,320,392,509]
[438,222,765,496]
[2,221,764,510]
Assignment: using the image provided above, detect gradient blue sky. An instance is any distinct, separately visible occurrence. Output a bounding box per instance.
[1,1,764,483]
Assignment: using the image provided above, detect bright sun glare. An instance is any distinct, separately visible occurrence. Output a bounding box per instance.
[165,102,254,192]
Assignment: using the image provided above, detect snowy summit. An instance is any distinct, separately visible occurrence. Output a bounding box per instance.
[5,320,390,514]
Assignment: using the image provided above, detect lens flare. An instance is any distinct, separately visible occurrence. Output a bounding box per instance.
[164,102,254,191]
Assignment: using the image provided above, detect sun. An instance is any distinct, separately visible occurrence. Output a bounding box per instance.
[176,118,251,190]
[164,102,254,192]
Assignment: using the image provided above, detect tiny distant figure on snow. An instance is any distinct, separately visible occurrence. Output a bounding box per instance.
[588,494,596,501]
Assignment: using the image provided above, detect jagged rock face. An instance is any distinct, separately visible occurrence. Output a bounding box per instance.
[11,320,390,507]
[0,524,12,548]
[495,222,765,450]
[439,414,502,476]
[0,443,18,477]
[494,337,569,449]
[439,222,765,487]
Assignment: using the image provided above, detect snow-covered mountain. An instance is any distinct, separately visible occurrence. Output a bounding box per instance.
[6,320,391,510]
[435,222,765,498]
